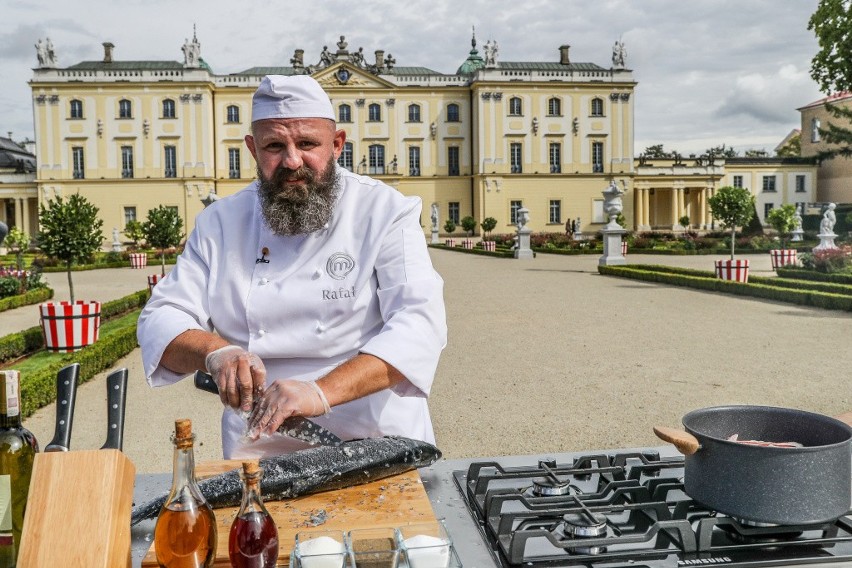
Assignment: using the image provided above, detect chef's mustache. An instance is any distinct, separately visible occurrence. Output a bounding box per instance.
[263,165,317,202]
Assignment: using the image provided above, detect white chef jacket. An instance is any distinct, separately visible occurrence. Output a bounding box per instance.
[137,165,447,458]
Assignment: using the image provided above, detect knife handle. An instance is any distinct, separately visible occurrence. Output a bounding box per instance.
[194,371,219,395]
[101,368,128,451]
[45,363,80,452]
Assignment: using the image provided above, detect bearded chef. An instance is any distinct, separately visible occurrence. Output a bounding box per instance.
[137,75,447,459]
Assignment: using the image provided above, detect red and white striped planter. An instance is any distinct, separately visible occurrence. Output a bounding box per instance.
[129,253,148,269]
[482,241,496,252]
[461,239,474,249]
[770,249,797,270]
[147,273,167,292]
[444,239,456,248]
[39,301,101,353]
[715,259,750,283]
[621,242,628,256]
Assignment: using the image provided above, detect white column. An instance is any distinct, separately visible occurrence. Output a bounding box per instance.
[21,198,30,236]
[670,189,678,229]
[14,198,23,230]
[634,189,643,230]
[643,188,651,228]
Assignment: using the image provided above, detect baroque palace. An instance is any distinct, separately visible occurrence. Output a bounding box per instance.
[5,31,819,243]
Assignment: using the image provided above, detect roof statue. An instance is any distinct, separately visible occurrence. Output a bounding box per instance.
[612,39,626,69]
[182,26,201,68]
[35,37,57,68]
[336,35,348,53]
[484,39,499,68]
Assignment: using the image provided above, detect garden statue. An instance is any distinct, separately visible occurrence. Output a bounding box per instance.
[814,202,839,251]
[514,207,533,260]
[112,227,122,252]
[791,205,804,242]
[430,202,439,244]
[600,181,628,266]
[0,221,7,247]
[602,180,626,230]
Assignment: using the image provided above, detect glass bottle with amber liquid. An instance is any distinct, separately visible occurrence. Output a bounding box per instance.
[154,418,217,567]
[228,461,278,568]
[0,370,38,568]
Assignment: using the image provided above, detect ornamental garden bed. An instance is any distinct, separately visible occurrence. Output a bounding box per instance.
[598,264,852,312]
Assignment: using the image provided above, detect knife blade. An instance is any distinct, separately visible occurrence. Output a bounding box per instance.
[101,368,128,451]
[193,371,343,446]
[45,363,80,452]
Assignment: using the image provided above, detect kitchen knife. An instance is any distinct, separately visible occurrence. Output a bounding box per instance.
[193,371,343,446]
[45,363,80,452]
[100,367,128,451]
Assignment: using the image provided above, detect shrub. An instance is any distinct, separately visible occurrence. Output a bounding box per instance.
[443,219,456,234]
[799,248,852,273]
[0,277,21,299]
[460,216,477,236]
[142,205,184,276]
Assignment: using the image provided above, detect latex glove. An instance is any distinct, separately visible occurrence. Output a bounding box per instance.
[246,379,331,439]
[204,345,267,412]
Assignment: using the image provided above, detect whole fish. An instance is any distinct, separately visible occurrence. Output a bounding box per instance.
[131,435,441,525]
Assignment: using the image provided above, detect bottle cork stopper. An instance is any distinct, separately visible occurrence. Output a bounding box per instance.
[242,461,260,476]
[175,418,192,439]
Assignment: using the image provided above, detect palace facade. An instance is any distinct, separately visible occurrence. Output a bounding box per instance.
[12,31,817,245]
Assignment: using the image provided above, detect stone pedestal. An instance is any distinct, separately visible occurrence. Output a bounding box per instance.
[514,226,533,259]
[599,227,627,266]
[431,229,439,244]
[814,232,839,252]
[791,229,804,242]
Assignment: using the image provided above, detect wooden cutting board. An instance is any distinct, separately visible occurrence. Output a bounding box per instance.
[18,449,136,567]
[142,459,437,567]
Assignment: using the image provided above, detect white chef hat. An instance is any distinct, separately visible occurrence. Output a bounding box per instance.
[251,75,335,122]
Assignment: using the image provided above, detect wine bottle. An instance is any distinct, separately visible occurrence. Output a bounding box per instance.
[154,418,217,568]
[228,461,278,568]
[0,370,38,568]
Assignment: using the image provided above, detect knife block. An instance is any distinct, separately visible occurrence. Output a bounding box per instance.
[18,449,136,567]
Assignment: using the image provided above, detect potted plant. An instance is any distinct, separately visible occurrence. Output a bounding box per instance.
[443,219,456,247]
[141,205,183,291]
[707,185,755,282]
[36,194,104,351]
[460,216,477,249]
[480,217,497,251]
[766,204,798,270]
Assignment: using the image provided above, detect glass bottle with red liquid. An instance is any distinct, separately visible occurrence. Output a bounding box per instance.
[154,418,217,567]
[229,461,279,568]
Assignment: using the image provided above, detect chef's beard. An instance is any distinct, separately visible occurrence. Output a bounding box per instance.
[257,156,339,236]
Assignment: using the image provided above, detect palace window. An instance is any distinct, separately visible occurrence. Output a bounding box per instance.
[592,141,604,173]
[510,143,522,173]
[409,146,421,176]
[164,145,177,178]
[549,200,561,224]
[338,142,353,171]
[124,206,137,226]
[72,147,84,179]
[229,148,241,178]
[70,99,83,119]
[121,146,134,178]
[549,143,561,173]
[448,202,460,224]
[408,104,421,123]
[448,147,460,176]
[339,104,352,123]
[368,144,385,174]
[447,103,460,122]
[162,99,176,119]
[368,103,381,122]
[795,174,806,193]
[764,203,774,220]
[590,97,604,117]
[732,175,744,188]
[119,99,132,119]
[762,175,776,192]
[226,105,240,123]
[548,97,561,116]
[510,200,523,224]
[508,97,522,116]
[812,118,821,142]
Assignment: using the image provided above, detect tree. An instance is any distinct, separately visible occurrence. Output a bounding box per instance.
[443,219,456,234]
[775,132,801,157]
[708,186,755,260]
[766,204,798,249]
[123,219,146,248]
[641,144,673,159]
[808,0,852,161]
[678,215,690,230]
[5,226,30,271]
[141,205,184,276]
[37,194,104,302]
[460,215,477,236]
[705,144,738,159]
[480,217,497,239]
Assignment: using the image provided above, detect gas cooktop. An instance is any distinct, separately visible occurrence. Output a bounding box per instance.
[452,451,852,567]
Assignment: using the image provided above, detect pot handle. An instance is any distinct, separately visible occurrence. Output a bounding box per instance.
[835,412,852,427]
[653,426,701,456]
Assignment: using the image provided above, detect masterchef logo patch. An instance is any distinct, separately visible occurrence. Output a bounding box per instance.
[326,252,355,280]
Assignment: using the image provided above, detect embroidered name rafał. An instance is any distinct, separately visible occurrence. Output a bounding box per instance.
[322,286,356,300]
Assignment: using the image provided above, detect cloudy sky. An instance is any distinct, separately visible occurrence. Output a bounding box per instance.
[2,0,825,156]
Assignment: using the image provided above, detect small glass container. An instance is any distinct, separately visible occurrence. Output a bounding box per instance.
[398,521,452,568]
[294,530,346,568]
[346,527,399,568]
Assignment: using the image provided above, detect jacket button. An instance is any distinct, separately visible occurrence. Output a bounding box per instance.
[316,323,325,333]
[259,278,269,285]
[257,329,267,337]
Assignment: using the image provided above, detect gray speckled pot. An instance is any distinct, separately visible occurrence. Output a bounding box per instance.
[681,406,852,525]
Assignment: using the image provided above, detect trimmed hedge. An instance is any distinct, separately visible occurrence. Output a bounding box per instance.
[776,266,852,285]
[19,318,139,418]
[0,289,149,365]
[39,256,177,273]
[428,244,516,258]
[598,265,852,311]
[0,287,53,313]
